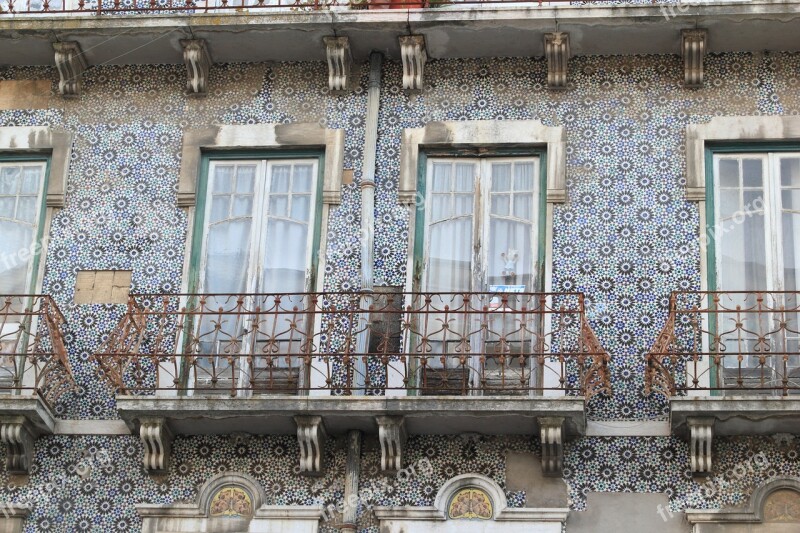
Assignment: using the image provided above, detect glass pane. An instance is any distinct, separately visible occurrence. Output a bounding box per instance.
[718,212,768,291]
[783,212,800,292]
[0,197,14,216]
[718,159,740,188]
[235,166,256,194]
[0,166,19,195]
[262,219,310,293]
[491,194,510,216]
[742,159,763,188]
[783,190,800,213]
[0,221,34,294]
[492,164,511,192]
[210,196,229,224]
[291,195,311,222]
[269,195,288,217]
[743,191,764,211]
[488,218,532,288]
[514,162,535,191]
[431,164,451,193]
[212,165,234,193]
[232,195,253,218]
[270,166,291,193]
[781,158,800,187]
[204,220,252,293]
[454,164,475,192]
[431,195,451,221]
[16,197,37,223]
[20,167,42,194]
[719,189,740,217]
[293,165,313,193]
[453,194,473,217]
[427,218,473,292]
[513,193,533,220]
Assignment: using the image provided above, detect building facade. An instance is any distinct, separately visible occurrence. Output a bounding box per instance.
[0,1,800,531]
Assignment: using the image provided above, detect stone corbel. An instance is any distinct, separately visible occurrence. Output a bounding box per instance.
[399,35,427,93]
[295,415,327,476]
[140,418,172,474]
[323,36,352,93]
[181,39,212,97]
[688,417,714,475]
[53,41,88,98]
[376,416,407,473]
[0,417,35,474]
[682,29,708,89]
[543,32,570,90]
[538,416,565,477]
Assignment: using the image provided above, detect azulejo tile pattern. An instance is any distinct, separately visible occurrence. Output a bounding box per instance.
[1,50,800,531]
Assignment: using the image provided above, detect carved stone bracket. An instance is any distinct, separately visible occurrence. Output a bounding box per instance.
[688,417,714,475]
[53,41,88,98]
[399,35,427,92]
[0,417,35,474]
[538,416,565,477]
[181,39,212,97]
[323,36,352,93]
[682,29,708,89]
[543,32,570,90]
[140,418,172,474]
[376,416,407,473]
[295,415,327,476]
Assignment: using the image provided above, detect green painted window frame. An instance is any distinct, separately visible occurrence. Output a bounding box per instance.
[188,150,326,295]
[704,142,800,391]
[412,147,549,293]
[0,154,52,295]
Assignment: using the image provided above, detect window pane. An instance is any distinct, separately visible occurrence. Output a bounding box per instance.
[743,191,764,211]
[0,221,34,294]
[270,166,291,193]
[783,190,800,213]
[269,195,288,217]
[514,162,535,191]
[513,193,533,220]
[491,194,510,216]
[0,197,14,216]
[742,159,763,187]
[718,159,739,188]
[235,166,256,194]
[204,220,252,293]
[232,195,253,218]
[781,158,800,187]
[262,220,310,293]
[291,195,311,221]
[16,197,38,223]
[209,196,229,224]
[20,167,42,194]
[783,212,800,292]
[718,212,768,291]
[431,195,451,221]
[427,218,473,292]
[488,218,532,288]
[453,194,473,217]
[719,189,739,217]
[293,165,313,193]
[431,164,451,193]
[492,164,511,192]
[0,167,19,195]
[212,165,234,193]
[454,164,475,192]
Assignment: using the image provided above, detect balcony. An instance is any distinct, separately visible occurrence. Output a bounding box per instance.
[646,291,800,474]
[94,291,609,474]
[0,295,75,473]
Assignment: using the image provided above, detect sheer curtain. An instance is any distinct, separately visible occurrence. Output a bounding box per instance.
[0,164,43,295]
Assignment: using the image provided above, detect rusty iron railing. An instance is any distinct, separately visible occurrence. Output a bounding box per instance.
[646,291,800,397]
[0,0,641,16]
[0,295,76,405]
[92,291,611,399]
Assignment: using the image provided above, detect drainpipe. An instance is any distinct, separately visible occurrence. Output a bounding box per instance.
[353,51,382,394]
[340,429,362,532]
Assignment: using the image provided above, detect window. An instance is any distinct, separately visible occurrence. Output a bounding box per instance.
[187,155,321,395]
[0,160,47,295]
[414,155,545,395]
[710,148,800,390]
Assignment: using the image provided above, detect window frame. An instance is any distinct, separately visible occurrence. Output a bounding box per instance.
[0,154,52,295]
[413,148,549,294]
[189,150,326,295]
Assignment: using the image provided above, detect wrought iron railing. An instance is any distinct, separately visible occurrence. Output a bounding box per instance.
[646,291,800,397]
[92,291,610,398]
[0,0,642,16]
[0,295,75,405]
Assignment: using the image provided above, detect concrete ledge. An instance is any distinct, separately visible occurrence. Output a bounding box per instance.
[0,395,56,435]
[115,395,586,437]
[586,419,671,436]
[53,419,131,435]
[671,397,800,437]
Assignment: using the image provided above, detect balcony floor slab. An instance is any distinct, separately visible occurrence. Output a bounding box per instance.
[671,396,800,437]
